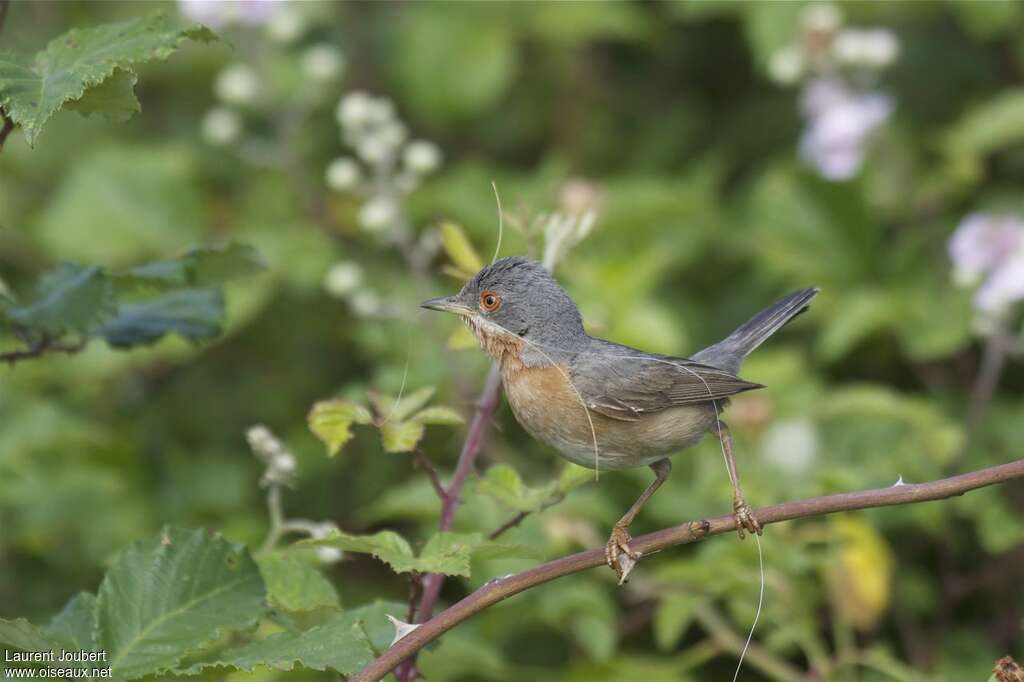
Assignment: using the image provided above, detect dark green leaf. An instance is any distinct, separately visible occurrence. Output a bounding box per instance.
[99,288,224,348]
[0,12,217,145]
[64,70,140,123]
[257,553,340,612]
[6,263,115,336]
[44,593,98,654]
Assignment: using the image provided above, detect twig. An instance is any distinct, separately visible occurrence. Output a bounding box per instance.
[488,492,565,540]
[412,449,447,502]
[352,458,1024,682]
[1,337,87,366]
[956,325,1013,465]
[393,364,502,682]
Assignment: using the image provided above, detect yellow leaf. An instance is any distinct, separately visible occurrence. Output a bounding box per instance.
[308,400,373,457]
[380,420,426,453]
[441,222,483,275]
[827,517,892,631]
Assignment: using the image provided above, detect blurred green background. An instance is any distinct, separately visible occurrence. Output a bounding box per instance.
[2,1,1023,680]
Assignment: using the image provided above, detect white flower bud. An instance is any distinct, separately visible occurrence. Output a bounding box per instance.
[350,290,381,316]
[337,91,375,128]
[302,43,345,81]
[215,64,260,106]
[376,121,408,149]
[323,261,364,297]
[272,453,296,474]
[768,45,805,85]
[358,197,396,232]
[801,3,842,33]
[834,29,899,69]
[403,140,441,174]
[316,547,343,564]
[266,7,305,43]
[325,157,361,191]
[200,107,242,146]
[356,136,394,165]
[366,96,395,124]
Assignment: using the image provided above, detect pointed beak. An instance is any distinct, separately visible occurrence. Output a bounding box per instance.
[420,296,474,316]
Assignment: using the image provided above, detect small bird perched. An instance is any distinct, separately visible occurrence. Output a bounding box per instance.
[422,256,818,582]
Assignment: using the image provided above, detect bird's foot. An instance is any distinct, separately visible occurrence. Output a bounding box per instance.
[733,497,762,539]
[605,522,641,585]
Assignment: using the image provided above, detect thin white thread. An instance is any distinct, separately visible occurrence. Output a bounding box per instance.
[379,318,415,426]
[490,181,504,266]
[517,336,764,678]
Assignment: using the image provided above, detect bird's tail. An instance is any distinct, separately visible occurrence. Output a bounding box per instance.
[692,288,819,374]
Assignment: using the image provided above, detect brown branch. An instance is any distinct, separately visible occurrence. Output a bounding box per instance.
[352,458,1024,682]
[488,492,565,540]
[393,364,502,681]
[1,336,87,366]
[412,449,447,503]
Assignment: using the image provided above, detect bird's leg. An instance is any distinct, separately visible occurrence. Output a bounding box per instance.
[713,420,762,539]
[606,458,672,584]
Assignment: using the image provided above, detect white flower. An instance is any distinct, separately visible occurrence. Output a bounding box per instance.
[215,64,260,106]
[179,0,284,29]
[801,3,842,34]
[323,261,364,297]
[266,6,304,43]
[272,453,296,474]
[769,45,805,85]
[325,157,361,191]
[302,43,345,81]
[975,253,1024,315]
[948,213,1024,287]
[798,78,892,180]
[246,424,296,486]
[559,177,603,215]
[200,107,242,146]
[356,136,395,165]
[376,122,408,150]
[761,419,819,475]
[403,140,442,174]
[350,290,382,316]
[309,522,343,564]
[337,91,393,129]
[833,29,899,69]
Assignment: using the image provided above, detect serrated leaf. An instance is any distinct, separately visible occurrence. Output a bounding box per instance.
[257,553,339,612]
[296,530,483,577]
[45,593,98,654]
[447,324,477,350]
[99,288,224,348]
[65,69,140,123]
[116,243,266,293]
[411,405,464,425]
[97,526,266,680]
[6,263,115,336]
[179,612,373,676]
[380,420,426,453]
[372,386,435,423]
[308,399,373,457]
[0,618,54,653]
[477,464,553,513]
[440,222,483,275]
[339,600,408,654]
[0,11,217,145]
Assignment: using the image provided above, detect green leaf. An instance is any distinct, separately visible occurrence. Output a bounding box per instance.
[945,88,1024,160]
[477,464,553,513]
[411,405,465,425]
[380,420,426,453]
[180,612,373,676]
[6,263,115,336]
[118,243,266,292]
[0,618,54,654]
[440,222,484,277]
[257,553,340,612]
[97,526,266,680]
[0,11,217,145]
[557,463,594,494]
[64,70,140,123]
[296,530,484,577]
[99,288,224,348]
[308,399,373,457]
[45,593,98,653]
[341,600,409,654]
[653,593,699,652]
[372,386,435,423]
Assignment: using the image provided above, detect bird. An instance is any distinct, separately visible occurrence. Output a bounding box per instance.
[422,256,818,583]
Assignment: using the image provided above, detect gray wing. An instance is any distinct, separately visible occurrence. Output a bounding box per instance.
[570,339,763,421]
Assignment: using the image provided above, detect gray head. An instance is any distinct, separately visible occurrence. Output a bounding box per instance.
[421,256,586,361]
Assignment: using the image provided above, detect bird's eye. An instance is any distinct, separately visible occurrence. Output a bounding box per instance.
[479,290,501,312]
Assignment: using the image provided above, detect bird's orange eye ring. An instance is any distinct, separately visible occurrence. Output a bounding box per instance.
[480,290,502,312]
